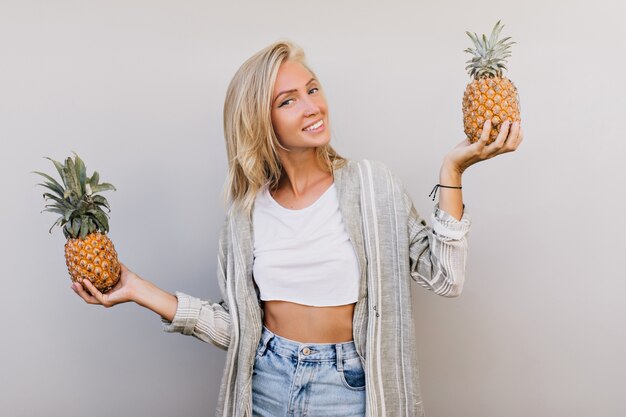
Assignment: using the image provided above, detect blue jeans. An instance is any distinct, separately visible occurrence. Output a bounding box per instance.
[252,325,366,417]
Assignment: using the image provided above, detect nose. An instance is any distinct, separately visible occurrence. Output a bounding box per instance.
[302,96,320,117]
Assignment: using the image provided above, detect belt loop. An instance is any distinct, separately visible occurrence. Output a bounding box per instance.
[336,343,344,372]
[258,327,274,356]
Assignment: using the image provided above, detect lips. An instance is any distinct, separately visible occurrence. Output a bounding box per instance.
[302,119,324,131]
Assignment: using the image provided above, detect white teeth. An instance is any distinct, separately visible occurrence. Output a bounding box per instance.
[304,120,323,131]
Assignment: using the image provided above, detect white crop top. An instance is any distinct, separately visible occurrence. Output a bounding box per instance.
[252,182,360,307]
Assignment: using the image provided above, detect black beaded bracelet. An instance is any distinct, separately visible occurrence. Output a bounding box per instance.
[428,184,462,201]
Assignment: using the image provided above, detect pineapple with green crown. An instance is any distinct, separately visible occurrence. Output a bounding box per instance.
[462,20,521,144]
[34,152,121,293]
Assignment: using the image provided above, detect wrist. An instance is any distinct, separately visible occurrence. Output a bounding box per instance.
[439,163,463,186]
[128,276,150,306]
[130,277,178,321]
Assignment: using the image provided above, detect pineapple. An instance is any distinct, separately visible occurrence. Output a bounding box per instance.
[34,152,121,293]
[462,21,521,144]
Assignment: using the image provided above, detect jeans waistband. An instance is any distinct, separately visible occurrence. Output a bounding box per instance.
[258,325,359,366]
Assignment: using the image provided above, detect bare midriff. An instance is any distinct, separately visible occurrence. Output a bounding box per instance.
[262,300,355,343]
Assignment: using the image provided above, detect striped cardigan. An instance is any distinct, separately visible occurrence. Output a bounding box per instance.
[161,159,472,416]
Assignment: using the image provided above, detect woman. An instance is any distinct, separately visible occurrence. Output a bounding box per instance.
[72,40,523,416]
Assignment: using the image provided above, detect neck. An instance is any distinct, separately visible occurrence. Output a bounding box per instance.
[275,148,331,197]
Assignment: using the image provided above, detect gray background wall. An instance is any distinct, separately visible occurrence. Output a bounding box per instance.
[2,0,624,416]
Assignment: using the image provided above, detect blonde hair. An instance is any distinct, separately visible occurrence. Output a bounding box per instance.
[222,40,346,217]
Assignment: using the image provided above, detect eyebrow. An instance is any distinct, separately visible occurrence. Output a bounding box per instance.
[273,78,317,104]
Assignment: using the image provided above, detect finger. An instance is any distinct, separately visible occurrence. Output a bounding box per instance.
[505,121,521,150]
[71,281,100,304]
[512,127,524,150]
[485,120,511,154]
[507,124,523,150]
[81,279,104,304]
[478,119,492,145]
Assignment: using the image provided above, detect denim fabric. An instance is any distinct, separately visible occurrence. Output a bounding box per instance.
[252,325,366,417]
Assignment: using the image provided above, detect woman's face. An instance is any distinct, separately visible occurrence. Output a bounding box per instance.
[271,60,330,153]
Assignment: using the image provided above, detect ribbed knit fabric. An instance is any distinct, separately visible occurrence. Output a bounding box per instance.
[161,159,472,416]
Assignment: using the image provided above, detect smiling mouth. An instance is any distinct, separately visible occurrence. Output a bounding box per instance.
[303,119,324,131]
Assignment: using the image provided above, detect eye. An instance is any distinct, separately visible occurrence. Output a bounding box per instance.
[309,87,319,94]
[278,98,294,108]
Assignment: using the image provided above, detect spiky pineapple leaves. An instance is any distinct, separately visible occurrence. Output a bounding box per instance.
[464,20,516,79]
[33,152,116,239]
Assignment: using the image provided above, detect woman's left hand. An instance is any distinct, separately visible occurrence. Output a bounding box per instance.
[444,119,524,175]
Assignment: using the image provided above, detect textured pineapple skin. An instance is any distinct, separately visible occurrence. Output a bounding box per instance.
[462,76,521,144]
[64,232,121,293]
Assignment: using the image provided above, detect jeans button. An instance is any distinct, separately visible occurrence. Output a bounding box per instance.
[302,347,310,355]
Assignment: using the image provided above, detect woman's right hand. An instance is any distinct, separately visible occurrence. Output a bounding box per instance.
[71,262,141,308]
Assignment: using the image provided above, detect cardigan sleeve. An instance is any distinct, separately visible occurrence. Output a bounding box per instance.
[160,218,232,350]
[405,191,472,297]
